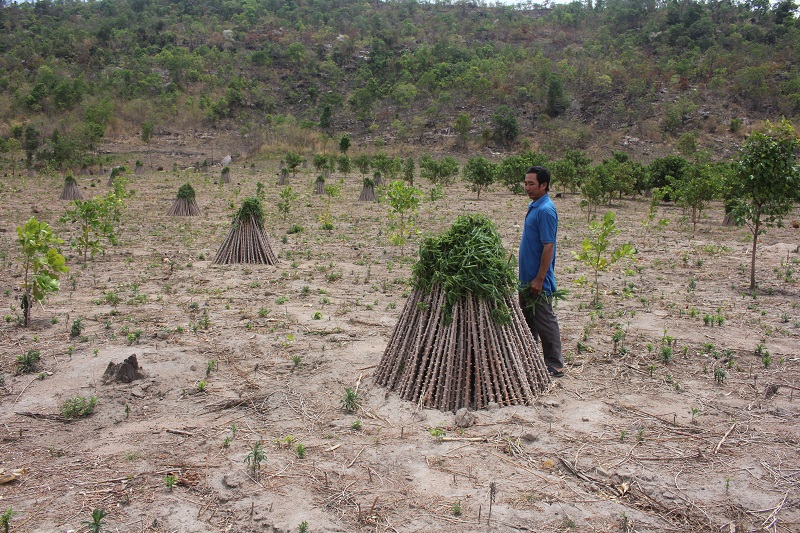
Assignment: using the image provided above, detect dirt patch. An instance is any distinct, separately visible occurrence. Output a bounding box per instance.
[1,150,799,532]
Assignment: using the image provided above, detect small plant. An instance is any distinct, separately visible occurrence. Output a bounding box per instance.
[756,343,771,367]
[277,186,298,220]
[164,473,177,490]
[452,500,462,516]
[276,296,289,305]
[206,360,217,376]
[661,346,673,365]
[714,367,727,384]
[295,443,307,459]
[351,419,362,431]
[619,430,627,442]
[298,521,309,533]
[312,311,322,320]
[689,407,701,424]
[291,355,302,368]
[340,387,362,413]
[1,508,12,533]
[70,317,84,338]
[244,441,266,478]
[196,380,208,393]
[15,350,41,375]
[62,395,97,418]
[429,427,445,440]
[126,329,142,345]
[82,508,107,533]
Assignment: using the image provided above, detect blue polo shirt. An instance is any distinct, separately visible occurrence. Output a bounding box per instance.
[519,194,558,294]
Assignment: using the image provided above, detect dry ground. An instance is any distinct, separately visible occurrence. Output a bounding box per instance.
[1,149,799,533]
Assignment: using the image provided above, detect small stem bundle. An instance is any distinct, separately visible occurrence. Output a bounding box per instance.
[59,175,84,201]
[213,197,276,264]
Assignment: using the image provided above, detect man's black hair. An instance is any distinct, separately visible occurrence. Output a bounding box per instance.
[526,166,551,192]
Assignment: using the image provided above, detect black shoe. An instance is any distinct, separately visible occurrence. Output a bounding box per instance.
[547,366,565,378]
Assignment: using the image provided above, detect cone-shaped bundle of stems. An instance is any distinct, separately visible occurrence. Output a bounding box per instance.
[373,171,383,187]
[314,175,325,195]
[213,197,277,264]
[358,177,376,201]
[278,168,289,185]
[167,183,201,216]
[221,166,231,184]
[375,214,550,411]
[59,174,84,201]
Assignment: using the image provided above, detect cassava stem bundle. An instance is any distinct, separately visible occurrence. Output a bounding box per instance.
[166,183,201,216]
[213,197,277,264]
[375,215,550,411]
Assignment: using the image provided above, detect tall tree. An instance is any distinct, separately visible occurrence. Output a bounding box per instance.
[727,119,800,290]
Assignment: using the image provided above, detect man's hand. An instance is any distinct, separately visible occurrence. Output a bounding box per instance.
[529,278,544,296]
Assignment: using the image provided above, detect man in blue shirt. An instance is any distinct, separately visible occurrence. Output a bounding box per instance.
[519,166,564,377]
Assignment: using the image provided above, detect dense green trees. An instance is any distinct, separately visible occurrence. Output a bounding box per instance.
[0,0,798,170]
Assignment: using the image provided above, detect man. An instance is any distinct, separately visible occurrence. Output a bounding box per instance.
[519,166,565,377]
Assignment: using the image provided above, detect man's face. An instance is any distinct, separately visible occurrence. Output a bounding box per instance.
[524,173,547,201]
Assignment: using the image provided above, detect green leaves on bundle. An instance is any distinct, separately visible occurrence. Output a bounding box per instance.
[412,214,516,324]
[234,197,265,229]
[176,183,196,201]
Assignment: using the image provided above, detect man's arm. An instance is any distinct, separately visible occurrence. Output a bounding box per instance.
[529,242,554,295]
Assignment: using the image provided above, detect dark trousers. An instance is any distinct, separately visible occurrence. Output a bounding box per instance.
[520,294,564,369]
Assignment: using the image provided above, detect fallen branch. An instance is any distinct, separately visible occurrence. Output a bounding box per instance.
[347,446,366,468]
[713,423,736,454]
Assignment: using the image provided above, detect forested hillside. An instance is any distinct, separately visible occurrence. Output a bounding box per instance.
[0,0,798,168]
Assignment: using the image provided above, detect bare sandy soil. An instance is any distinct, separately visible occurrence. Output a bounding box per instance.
[1,146,799,533]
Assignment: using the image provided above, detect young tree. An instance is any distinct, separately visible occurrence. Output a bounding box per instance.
[403,156,415,186]
[727,119,800,290]
[669,163,724,233]
[337,154,351,178]
[419,155,459,186]
[2,137,22,177]
[353,154,372,179]
[17,217,69,326]
[551,149,591,194]
[573,212,636,307]
[61,197,117,262]
[284,152,303,177]
[339,134,351,154]
[496,151,549,194]
[462,156,497,199]
[385,180,421,247]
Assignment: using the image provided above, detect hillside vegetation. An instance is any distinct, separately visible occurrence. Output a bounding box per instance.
[1,0,799,167]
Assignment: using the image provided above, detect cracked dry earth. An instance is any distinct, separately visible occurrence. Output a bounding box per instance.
[1,157,799,533]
